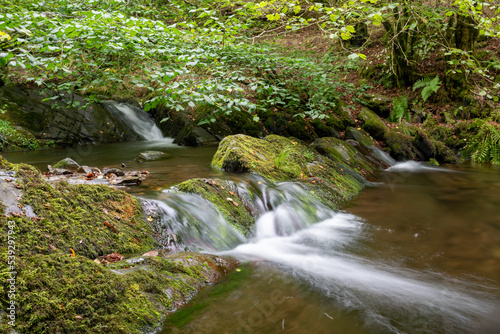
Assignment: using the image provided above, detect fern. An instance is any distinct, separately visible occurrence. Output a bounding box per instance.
[413,75,441,102]
[388,95,410,123]
[465,122,500,164]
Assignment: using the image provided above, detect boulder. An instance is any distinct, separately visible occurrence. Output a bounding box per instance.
[358,107,387,140]
[360,93,392,117]
[345,127,375,146]
[0,85,141,145]
[53,157,80,170]
[134,151,174,162]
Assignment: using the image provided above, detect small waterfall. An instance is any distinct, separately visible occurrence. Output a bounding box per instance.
[102,101,164,141]
[148,176,494,333]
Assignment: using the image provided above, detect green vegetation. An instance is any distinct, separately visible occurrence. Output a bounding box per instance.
[0,0,499,161]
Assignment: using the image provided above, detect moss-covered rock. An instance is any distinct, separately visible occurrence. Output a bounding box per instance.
[176,178,256,232]
[358,107,387,140]
[209,134,379,209]
[360,93,392,117]
[345,127,375,146]
[384,128,459,163]
[0,158,239,333]
[384,129,418,161]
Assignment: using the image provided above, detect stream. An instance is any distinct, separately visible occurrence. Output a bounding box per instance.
[4,104,500,333]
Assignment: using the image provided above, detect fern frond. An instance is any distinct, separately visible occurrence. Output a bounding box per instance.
[412,78,431,91]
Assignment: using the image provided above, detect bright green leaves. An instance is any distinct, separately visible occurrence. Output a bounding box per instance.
[0,52,13,66]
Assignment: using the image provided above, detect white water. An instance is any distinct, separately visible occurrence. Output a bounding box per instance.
[386,161,457,173]
[224,212,493,333]
[103,101,165,141]
[151,175,494,333]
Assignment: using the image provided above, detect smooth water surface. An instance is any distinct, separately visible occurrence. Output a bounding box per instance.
[3,140,222,195]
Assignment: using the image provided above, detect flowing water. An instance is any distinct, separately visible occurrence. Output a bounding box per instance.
[3,109,500,333]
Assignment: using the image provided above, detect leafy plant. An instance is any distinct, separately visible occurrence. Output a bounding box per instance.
[464,122,500,164]
[388,96,410,123]
[274,147,293,169]
[413,76,441,102]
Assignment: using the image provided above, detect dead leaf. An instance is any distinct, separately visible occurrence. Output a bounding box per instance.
[229,191,235,195]
[75,315,82,319]
[49,244,57,250]
[232,201,239,207]
[93,259,102,265]
[103,221,118,233]
[142,250,159,257]
[101,252,123,263]
[226,197,233,202]
[70,248,76,257]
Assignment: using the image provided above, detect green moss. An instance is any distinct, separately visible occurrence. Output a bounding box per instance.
[211,134,376,210]
[358,107,387,140]
[5,181,158,259]
[0,119,40,151]
[176,178,255,232]
[384,129,417,161]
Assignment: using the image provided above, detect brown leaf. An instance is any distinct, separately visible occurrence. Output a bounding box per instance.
[101,252,123,263]
[232,201,239,207]
[103,221,118,233]
[229,191,235,195]
[94,258,102,265]
[142,250,159,257]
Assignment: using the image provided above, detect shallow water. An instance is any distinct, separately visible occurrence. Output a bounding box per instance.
[3,139,222,195]
[160,163,500,334]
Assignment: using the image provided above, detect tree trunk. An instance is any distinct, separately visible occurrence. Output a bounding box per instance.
[383,5,416,88]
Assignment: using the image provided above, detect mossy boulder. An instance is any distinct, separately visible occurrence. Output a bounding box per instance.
[176,178,256,232]
[360,93,392,117]
[209,134,379,209]
[345,127,375,146]
[53,157,80,170]
[0,157,239,333]
[384,129,418,161]
[358,107,387,140]
[384,128,459,163]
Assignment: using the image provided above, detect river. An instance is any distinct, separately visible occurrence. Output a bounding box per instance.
[5,142,500,334]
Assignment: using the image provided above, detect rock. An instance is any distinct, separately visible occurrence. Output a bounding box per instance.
[53,157,80,170]
[102,168,125,176]
[384,129,418,161]
[174,125,219,146]
[360,93,392,117]
[345,127,375,146]
[134,151,173,162]
[358,107,388,140]
[76,165,93,175]
[0,85,141,145]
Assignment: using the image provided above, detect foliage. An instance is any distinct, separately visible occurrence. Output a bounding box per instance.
[464,121,500,164]
[0,119,39,150]
[413,76,441,102]
[388,95,410,123]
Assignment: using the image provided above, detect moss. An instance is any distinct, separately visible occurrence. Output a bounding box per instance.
[0,159,240,333]
[176,178,255,232]
[384,129,417,161]
[211,134,377,210]
[345,127,375,146]
[0,250,236,334]
[358,107,387,140]
[0,119,40,151]
[5,181,158,259]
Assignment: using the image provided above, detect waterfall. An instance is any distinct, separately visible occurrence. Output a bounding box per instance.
[101,101,164,141]
[149,176,494,333]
